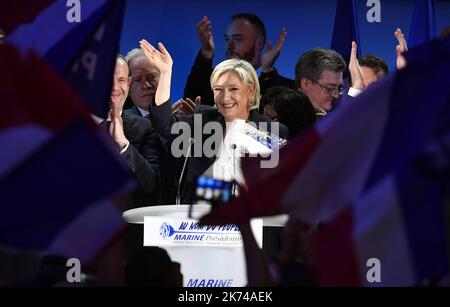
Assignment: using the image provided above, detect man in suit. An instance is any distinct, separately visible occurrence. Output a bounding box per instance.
[108,55,162,263]
[294,48,347,118]
[347,41,388,95]
[358,54,389,88]
[108,55,160,210]
[123,49,160,118]
[125,48,201,117]
[125,48,204,204]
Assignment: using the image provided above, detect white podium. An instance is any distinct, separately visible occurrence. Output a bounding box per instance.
[123,205,287,287]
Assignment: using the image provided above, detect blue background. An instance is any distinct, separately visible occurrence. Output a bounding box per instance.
[120,0,450,100]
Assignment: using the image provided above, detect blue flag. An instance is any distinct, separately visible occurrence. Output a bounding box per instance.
[408,0,437,48]
[6,0,126,118]
[331,0,360,64]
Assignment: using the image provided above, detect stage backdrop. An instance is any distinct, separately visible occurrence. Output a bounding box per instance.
[120,0,450,101]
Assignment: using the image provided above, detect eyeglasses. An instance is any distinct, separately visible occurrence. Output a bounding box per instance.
[311,80,345,96]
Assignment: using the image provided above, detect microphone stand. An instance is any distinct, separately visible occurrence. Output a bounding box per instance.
[177,137,193,206]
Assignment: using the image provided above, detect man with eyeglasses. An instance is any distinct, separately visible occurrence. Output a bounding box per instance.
[125,48,200,116]
[124,48,161,118]
[295,48,352,118]
[124,48,183,205]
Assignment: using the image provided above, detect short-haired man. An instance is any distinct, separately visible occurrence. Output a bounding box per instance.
[106,55,162,263]
[358,54,389,87]
[347,41,388,93]
[125,48,199,116]
[124,48,160,118]
[184,13,294,105]
[294,48,346,118]
[107,55,160,210]
[125,48,184,204]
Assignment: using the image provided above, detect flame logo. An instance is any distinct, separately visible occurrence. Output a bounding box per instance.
[159,223,175,239]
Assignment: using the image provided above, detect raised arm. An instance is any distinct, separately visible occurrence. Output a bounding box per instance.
[261,27,287,73]
[183,16,216,105]
[139,40,196,151]
[395,28,408,70]
[259,27,295,96]
[197,16,215,60]
[139,39,173,105]
[348,41,364,90]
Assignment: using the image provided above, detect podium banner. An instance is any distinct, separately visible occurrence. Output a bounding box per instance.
[124,205,286,287]
[143,214,263,287]
[144,216,254,248]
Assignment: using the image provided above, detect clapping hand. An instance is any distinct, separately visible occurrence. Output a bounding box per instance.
[348,41,364,90]
[395,28,408,70]
[172,96,201,115]
[261,28,287,73]
[140,39,173,105]
[197,16,215,59]
[109,107,128,151]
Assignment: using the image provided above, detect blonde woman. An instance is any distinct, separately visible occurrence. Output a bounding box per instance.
[139,39,288,203]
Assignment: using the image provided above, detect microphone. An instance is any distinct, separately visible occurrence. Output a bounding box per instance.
[176,137,194,206]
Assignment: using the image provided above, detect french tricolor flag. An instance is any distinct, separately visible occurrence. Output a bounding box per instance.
[0,44,133,263]
[0,0,131,265]
[201,38,450,285]
[5,0,125,118]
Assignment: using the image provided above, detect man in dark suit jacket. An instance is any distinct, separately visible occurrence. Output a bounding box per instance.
[120,111,160,209]
[106,55,160,210]
[184,14,294,106]
[125,105,178,206]
[126,103,145,118]
[123,48,180,204]
[107,55,163,262]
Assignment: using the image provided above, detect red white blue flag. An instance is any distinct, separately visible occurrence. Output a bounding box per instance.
[5,0,125,118]
[201,38,450,286]
[0,43,133,262]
